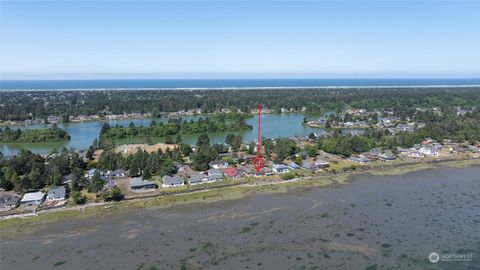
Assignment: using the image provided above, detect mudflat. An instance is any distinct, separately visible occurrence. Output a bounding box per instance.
[1,166,479,270]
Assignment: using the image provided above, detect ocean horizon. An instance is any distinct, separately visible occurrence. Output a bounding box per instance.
[1,78,480,90]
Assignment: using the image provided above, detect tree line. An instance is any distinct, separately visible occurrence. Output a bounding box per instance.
[0,124,71,143]
[2,87,479,121]
[99,114,251,140]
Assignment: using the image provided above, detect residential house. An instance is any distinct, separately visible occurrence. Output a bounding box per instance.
[207,169,223,177]
[47,186,66,201]
[86,169,96,178]
[209,160,229,169]
[407,148,424,158]
[0,194,20,211]
[467,145,480,153]
[103,180,117,192]
[301,161,316,171]
[295,151,309,159]
[419,147,438,156]
[243,167,273,177]
[161,175,184,188]
[272,164,290,174]
[189,174,208,185]
[379,150,396,161]
[62,173,75,185]
[208,174,223,182]
[222,167,241,178]
[314,159,330,168]
[107,169,126,178]
[361,148,381,160]
[348,155,372,164]
[396,124,415,133]
[20,191,45,206]
[130,177,158,190]
[287,162,301,170]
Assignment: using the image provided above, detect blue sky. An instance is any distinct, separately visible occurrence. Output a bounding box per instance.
[1,1,479,79]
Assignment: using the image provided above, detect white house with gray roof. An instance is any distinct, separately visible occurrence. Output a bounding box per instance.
[272,164,290,174]
[20,191,45,206]
[188,174,208,185]
[207,169,222,176]
[0,194,20,211]
[130,177,157,190]
[47,186,66,201]
[162,175,184,188]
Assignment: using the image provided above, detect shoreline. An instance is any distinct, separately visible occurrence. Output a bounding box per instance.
[2,84,480,92]
[1,157,479,239]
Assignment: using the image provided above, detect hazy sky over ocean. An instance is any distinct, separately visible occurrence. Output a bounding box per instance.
[1,1,479,79]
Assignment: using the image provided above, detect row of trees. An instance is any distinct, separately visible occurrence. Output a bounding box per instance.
[0,148,85,192]
[99,115,251,140]
[0,124,71,143]
[2,87,479,121]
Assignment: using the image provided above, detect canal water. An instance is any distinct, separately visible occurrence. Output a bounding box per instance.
[1,113,329,156]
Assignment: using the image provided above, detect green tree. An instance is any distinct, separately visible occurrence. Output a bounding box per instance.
[89,171,104,195]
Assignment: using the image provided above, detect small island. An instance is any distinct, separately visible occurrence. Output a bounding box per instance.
[100,114,252,140]
[0,124,71,143]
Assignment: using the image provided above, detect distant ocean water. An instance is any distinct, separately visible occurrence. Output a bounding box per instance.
[1,78,480,90]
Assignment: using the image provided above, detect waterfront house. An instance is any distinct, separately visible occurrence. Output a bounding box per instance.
[47,186,66,201]
[222,167,241,178]
[272,164,290,174]
[0,194,20,211]
[348,155,372,164]
[255,168,274,177]
[208,174,223,182]
[419,147,438,156]
[209,160,229,169]
[20,191,45,206]
[379,150,396,161]
[287,162,301,170]
[467,145,480,153]
[314,159,330,168]
[130,177,158,190]
[161,175,184,188]
[207,169,223,177]
[301,161,316,171]
[407,148,423,158]
[189,174,208,185]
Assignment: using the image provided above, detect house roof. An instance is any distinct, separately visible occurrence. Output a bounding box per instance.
[301,162,315,169]
[130,177,157,188]
[315,159,330,165]
[162,175,184,185]
[222,167,239,177]
[113,169,126,174]
[287,162,301,169]
[209,160,228,165]
[21,191,45,202]
[103,180,116,190]
[0,194,20,206]
[189,174,207,183]
[208,174,223,181]
[273,164,289,170]
[207,169,222,175]
[48,186,66,198]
